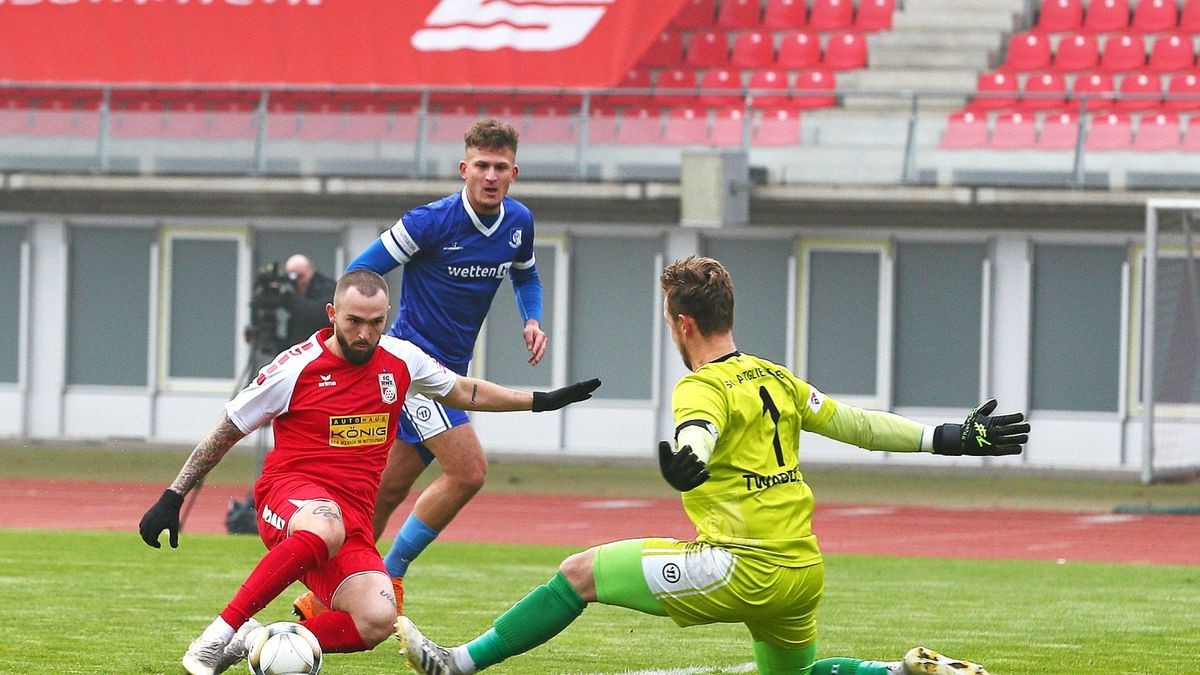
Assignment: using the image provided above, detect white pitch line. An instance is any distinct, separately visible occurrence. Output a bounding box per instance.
[610,663,757,675]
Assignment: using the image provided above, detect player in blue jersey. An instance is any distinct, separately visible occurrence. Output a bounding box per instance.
[293,118,546,621]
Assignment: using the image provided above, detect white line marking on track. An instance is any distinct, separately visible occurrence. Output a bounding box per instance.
[611,663,757,674]
[580,499,657,509]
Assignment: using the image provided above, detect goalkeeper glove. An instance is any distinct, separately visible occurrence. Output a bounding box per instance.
[657,441,711,492]
[531,378,601,412]
[932,398,1030,456]
[139,488,184,549]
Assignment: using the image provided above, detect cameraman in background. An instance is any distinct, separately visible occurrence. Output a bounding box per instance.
[279,254,337,345]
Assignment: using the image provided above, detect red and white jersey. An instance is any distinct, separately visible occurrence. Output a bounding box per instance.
[226,328,456,517]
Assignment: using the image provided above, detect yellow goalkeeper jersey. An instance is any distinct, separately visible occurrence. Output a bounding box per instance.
[672,351,837,569]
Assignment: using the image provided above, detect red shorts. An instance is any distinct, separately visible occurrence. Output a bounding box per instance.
[254,474,386,606]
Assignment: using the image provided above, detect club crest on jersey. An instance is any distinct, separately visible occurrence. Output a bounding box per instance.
[379,373,398,403]
[509,229,522,249]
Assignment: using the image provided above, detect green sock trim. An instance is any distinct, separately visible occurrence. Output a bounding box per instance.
[466,571,585,669]
[753,641,816,674]
[812,657,893,675]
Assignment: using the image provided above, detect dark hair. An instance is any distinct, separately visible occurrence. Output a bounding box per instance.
[464,118,519,154]
[660,256,734,336]
[335,269,389,303]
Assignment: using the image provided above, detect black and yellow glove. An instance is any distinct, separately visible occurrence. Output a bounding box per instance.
[933,398,1029,456]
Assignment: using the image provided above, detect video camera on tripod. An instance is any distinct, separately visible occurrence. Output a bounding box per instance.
[244,261,298,359]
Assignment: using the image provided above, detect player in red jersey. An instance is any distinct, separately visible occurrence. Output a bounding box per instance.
[138,269,599,675]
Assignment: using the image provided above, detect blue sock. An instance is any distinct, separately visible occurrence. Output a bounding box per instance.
[383,514,439,578]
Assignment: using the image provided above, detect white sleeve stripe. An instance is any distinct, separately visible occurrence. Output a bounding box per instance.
[382,220,417,263]
[511,253,536,270]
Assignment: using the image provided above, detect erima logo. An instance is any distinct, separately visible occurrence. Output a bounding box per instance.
[447,262,511,279]
[318,374,337,388]
[411,0,614,52]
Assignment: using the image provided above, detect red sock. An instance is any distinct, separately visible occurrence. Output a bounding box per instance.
[220,529,328,628]
[303,610,369,653]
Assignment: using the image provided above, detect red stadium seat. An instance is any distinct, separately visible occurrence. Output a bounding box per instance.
[1036,0,1084,32]
[1099,32,1147,71]
[1164,71,1200,109]
[747,68,791,108]
[599,69,654,107]
[823,31,868,71]
[1131,0,1178,33]
[1083,0,1130,32]
[717,0,761,28]
[1115,70,1163,110]
[1181,115,1200,148]
[1085,111,1133,149]
[698,68,743,107]
[1004,32,1053,72]
[1147,32,1195,72]
[586,107,622,144]
[1072,71,1117,110]
[641,31,685,68]
[854,0,896,32]
[710,107,747,145]
[653,68,699,106]
[1036,111,1081,149]
[685,30,730,68]
[1182,0,1200,31]
[939,110,989,148]
[524,106,578,143]
[1052,32,1100,72]
[989,111,1038,148]
[791,68,837,108]
[808,0,854,31]
[664,106,709,144]
[731,30,776,68]
[430,104,484,142]
[776,31,822,68]
[968,70,1020,111]
[763,0,808,29]
[616,106,665,143]
[670,0,717,29]
[752,107,802,145]
[1021,72,1069,111]
[1133,111,1182,149]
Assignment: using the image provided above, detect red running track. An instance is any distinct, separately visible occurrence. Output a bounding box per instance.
[1,479,1196,566]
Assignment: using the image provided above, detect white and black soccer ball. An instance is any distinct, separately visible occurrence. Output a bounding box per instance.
[246,621,322,675]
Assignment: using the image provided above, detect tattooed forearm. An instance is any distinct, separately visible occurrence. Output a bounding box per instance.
[471,383,478,404]
[170,416,247,495]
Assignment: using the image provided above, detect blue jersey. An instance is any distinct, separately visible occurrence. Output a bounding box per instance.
[347,188,540,375]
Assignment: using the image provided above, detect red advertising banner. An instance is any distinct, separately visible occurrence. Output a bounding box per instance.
[0,0,686,88]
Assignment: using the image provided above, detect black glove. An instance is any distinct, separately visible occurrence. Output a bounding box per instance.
[531,378,601,412]
[139,489,184,549]
[657,441,711,492]
[932,398,1030,456]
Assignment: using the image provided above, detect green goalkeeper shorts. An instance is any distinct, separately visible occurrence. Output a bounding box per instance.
[593,537,824,648]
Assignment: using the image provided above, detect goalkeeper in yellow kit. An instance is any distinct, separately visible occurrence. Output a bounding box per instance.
[397,255,1030,675]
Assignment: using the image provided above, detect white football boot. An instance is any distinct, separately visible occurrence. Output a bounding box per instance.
[903,646,990,675]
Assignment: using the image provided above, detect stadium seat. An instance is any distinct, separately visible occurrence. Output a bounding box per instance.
[854,0,896,32]
[731,30,776,68]
[752,107,802,145]
[1083,0,1130,32]
[808,0,854,31]
[747,68,791,108]
[989,111,1038,148]
[1004,32,1053,71]
[1165,71,1200,109]
[685,30,730,68]
[1114,70,1163,110]
[1099,32,1147,71]
[616,106,664,143]
[1132,111,1182,149]
[664,106,709,144]
[1072,71,1117,110]
[938,110,989,148]
[1131,0,1178,33]
[1181,0,1200,31]
[968,70,1020,111]
[1147,32,1195,72]
[670,0,717,29]
[791,68,838,108]
[653,68,699,106]
[710,107,747,145]
[1036,0,1084,32]
[776,31,822,68]
[1085,111,1133,149]
[430,104,485,141]
[1036,110,1081,149]
[599,69,654,107]
[1052,32,1100,72]
[641,31,685,68]
[823,31,868,71]
[586,107,622,143]
[1021,72,1069,111]
[524,106,578,143]
[698,68,743,107]
[297,108,346,141]
[762,0,808,29]
[717,0,762,28]
[1181,115,1200,148]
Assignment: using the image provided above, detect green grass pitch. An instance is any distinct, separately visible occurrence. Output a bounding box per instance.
[2,530,1197,674]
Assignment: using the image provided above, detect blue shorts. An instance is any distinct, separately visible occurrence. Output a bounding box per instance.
[399,393,470,464]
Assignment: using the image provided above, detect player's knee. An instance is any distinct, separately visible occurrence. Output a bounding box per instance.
[375,483,411,514]
[354,603,399,647]
[295,503,347,555]
[444,456,487,492]
[558,550,594,592]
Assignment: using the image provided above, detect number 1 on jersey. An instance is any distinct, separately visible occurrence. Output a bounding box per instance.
[759,386,785,467]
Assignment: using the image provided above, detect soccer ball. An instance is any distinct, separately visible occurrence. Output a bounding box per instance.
[246,621,322,675]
